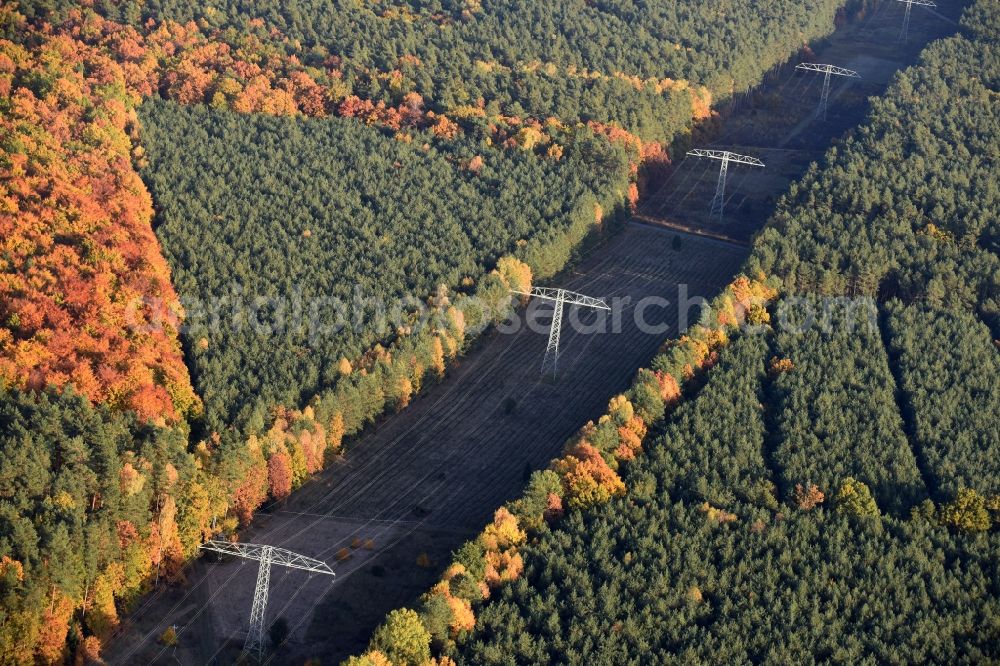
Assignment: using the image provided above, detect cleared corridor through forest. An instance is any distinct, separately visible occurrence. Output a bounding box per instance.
[110,223,746,664]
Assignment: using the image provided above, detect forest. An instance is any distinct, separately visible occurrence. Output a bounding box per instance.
[746,9,1000,329]
[343,0,1000,662]
[2,0,997,659]
[0,386,201,663]
[884,302,1000,498]
[394,288,1000,663]
[0,17,200,425]
[0,0,869,659]
[138,99,630,431]
[769,300,924,514]
[24,0,869,143]
[459,337,999,664]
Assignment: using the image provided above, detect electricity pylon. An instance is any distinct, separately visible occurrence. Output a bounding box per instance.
[200,540,335,661]
[795,63,861,121]
[685,149,765,223]
[512,287,610,377]
[897,0,936,42]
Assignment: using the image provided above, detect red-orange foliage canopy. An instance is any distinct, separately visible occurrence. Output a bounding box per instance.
[267,451,293,500]
[0,31,199,423]
[794,483,825,510]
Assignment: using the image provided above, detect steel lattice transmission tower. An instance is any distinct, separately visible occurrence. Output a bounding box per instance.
[513,287,610,377]
[200,540,335,660]
[795,63,861,121]
[897,0,936,42]
[686,149,765,223]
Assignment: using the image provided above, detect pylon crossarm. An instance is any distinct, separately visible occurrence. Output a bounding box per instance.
[201,540,267,560]
[511,287,610,311]
[687,148,765,222]
[511,286,609,378]
[794,63,861,121]
[199,541,334,659]
[200,540,335,575]
[685,149,765,168]
[896,0,936,41]
[795,63,861,78]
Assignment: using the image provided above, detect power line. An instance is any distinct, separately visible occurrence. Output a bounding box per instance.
[130,234,679,663]
[120,251,649,664]
[199,541,334,661]
[636,156,692,215]
[247,270,655,662]
[163,264,634,662]
[896,0,937,42]
[794,63,861,120]
[685,149,765,223]
[255,271,656,656]
[666,157,715,211]
[512,287,610,377]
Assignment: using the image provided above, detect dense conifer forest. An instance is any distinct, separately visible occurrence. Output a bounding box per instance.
[747,17,1000,327]
[0,387,194,660]
[769,301,924,514]
[139,100,631,430]
[885,302,1000,498]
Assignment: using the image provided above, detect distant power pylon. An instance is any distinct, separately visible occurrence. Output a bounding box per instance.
[513,287,610,377]
[897,0,936,42]
[795,63,861,121]
[685,149,765,223]
[200,540,335,661]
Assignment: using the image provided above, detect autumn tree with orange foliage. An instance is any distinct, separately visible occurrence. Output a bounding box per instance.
[231,449,269,527]
[768,356,795,377]
[553,443,627,510]
[793,483,825,511]
[267,451,293,501]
